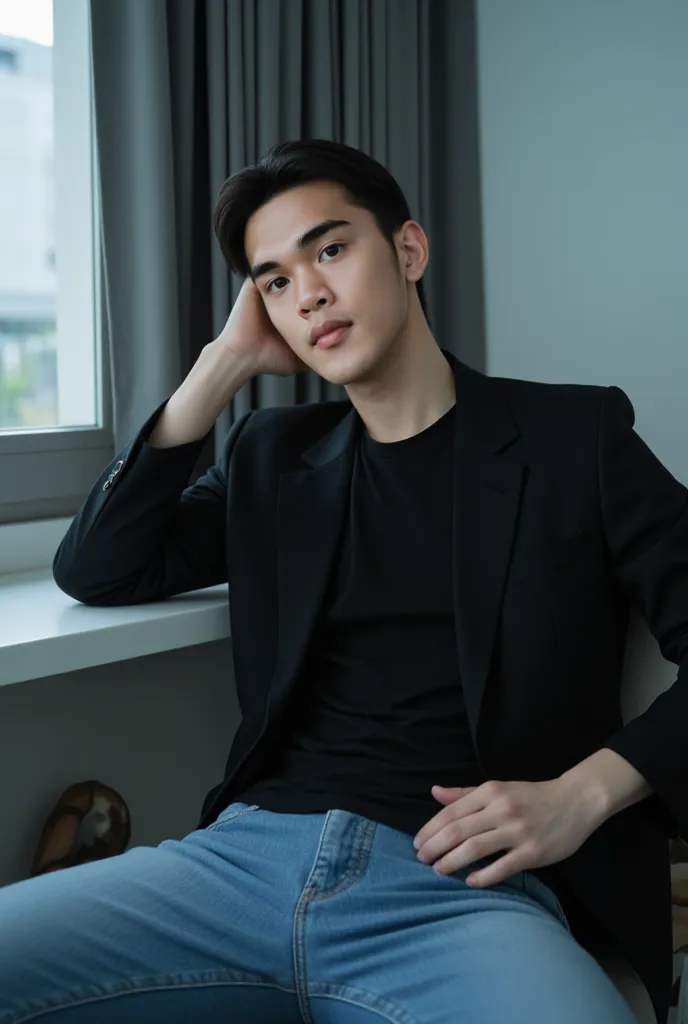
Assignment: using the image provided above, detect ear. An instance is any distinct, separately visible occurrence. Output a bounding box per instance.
[397,220,429,283]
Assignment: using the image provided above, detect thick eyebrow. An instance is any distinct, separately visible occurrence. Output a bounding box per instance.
[250,219,353,282]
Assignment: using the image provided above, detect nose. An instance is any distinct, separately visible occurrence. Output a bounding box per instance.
[295,270,331,315]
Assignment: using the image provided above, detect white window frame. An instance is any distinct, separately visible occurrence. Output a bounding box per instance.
[0,0,113,529]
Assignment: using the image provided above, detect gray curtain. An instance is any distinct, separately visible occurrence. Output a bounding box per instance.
[90,0,485,472]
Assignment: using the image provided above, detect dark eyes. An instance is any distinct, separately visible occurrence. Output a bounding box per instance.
[266,243,347,295]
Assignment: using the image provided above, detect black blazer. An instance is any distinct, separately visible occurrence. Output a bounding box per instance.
[53,349,688,1023]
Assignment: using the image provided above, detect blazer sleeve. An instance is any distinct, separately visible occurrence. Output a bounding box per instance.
[597,384,688,839]
[52,398,252,606]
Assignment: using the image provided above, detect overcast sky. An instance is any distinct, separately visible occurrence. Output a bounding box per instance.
[0,0,52,46]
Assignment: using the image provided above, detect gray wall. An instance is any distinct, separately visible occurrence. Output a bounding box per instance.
[477,0,688,485]
[0,640,239,886]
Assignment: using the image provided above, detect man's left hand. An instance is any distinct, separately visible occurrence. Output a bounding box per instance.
[412,776,606,888]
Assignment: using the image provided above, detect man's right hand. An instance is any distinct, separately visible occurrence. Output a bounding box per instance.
[148,279,309,448]
[215,278,309,378]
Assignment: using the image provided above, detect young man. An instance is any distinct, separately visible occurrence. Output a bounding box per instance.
[1,139,686,1023]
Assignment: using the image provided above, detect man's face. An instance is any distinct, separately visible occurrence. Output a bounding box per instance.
[244,181,413,386]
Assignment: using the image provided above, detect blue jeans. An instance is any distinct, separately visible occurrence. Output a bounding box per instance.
[0,801,636,1024]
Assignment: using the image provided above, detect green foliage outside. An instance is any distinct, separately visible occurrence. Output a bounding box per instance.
[0,325,58,429]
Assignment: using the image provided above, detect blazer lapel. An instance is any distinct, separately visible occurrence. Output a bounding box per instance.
[449,353,525,745]
[271,349,525,753]
[271,407,362,721]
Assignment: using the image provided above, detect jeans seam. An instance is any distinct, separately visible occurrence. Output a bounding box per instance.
[309,819,377,902]
[3,972,294,1024]
[203,803,259,833]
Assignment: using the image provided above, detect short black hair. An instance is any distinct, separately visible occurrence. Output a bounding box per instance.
[212,138,430,321]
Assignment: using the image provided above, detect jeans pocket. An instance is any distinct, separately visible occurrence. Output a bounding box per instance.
[205,801,260,832]
[521,872,571,931]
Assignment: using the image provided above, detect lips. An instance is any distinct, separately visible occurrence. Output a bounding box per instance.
[309,319,352,346]
[315,324,351,349]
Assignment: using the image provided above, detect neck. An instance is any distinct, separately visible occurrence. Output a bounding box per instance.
[344,314,456,444]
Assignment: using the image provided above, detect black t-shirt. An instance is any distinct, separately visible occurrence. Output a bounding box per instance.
[237,400,488,835]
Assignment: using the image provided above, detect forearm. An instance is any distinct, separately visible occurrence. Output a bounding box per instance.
[558,747,653,830]
[149,340,255,448]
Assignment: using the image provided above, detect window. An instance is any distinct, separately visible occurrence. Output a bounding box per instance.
[0,0,112,527]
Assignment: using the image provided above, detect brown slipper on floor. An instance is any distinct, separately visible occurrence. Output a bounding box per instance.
[29,780,131,878]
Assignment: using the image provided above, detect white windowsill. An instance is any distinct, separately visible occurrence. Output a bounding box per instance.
[0,570,231,687]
